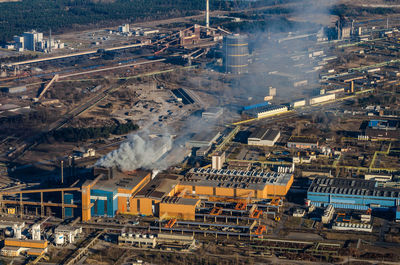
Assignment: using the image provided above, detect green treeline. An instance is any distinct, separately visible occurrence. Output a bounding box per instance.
[331,4,398,18]
[0,0,307,44]
[51,121,139,142]
[0,0,209,43]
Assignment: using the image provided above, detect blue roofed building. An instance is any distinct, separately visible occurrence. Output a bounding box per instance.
[307,177,400,221]
[361,119,400,140]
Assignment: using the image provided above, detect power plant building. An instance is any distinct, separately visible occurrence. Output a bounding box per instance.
[223,34,249,74]
[118,24,130,33]
[10,30,65,52]
[23,31,43,51]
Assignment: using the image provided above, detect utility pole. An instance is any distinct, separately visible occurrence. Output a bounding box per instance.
[61,160,64,184]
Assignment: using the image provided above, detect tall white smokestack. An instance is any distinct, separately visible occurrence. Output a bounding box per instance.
[206,0,210,28]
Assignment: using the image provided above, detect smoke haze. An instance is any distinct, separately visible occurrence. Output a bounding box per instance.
[96,0,340,171]
[96,133,173,171]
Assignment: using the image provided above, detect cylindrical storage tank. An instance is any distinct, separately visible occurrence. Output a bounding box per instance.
[5,228,13,237]
[223,34,249,74]
[55,233,64,245]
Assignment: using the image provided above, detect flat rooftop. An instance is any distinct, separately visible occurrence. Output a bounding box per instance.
[182,168,293,190]
[93,169,150,193]
[288,136,318,144]
[5,238,47,244]
[135,174,181,200]
[249,128,280,141]
[161,196,199,206]
[190,129,221,142]
[308,177,400,198]
[203,107,223,115]
[244,104,286,115]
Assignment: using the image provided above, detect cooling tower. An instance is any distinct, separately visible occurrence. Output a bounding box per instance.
[223,34,249,74]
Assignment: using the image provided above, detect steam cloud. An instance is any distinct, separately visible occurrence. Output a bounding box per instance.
[96,0,339,171]
[96,115,214,171]
[96,133,173,171]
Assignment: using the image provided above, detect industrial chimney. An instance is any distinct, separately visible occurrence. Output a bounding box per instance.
[206,0,210,28]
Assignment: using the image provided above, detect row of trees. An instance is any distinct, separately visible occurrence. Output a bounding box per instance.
[0,0,226,44]
[0,0,311,44]
[51,121,138,142]
[330,4,398,17]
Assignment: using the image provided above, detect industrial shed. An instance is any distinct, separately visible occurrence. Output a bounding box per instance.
[177,168,293,200]
[247,128,280,146]
[307,177,400,221]
[287,136,319,149]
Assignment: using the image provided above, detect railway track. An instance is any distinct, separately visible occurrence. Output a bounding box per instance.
[8,63,192,161]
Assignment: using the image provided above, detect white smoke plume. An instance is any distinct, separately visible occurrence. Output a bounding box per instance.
[95,115,215,171]
[96,1,340,172]
[95,133,172,171]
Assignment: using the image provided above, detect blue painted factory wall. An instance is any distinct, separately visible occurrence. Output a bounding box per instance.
[396,208,400,221]
[64,193,73,218]
[90,189,118,217]
[243,101,270,111]
[308,192,399,211]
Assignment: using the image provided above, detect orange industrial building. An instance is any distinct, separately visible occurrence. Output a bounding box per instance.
[1,239,48,257]
[0,167,293,222]
[176,168,293,200]
[82,168,152,221]
[126,168,293,220]
[128,174,200,220]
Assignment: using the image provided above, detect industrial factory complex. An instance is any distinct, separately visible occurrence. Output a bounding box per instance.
[0,0,400,264]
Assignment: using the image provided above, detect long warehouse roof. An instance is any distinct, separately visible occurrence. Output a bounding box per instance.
[308,177,400,198]
[182,168,292,190]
